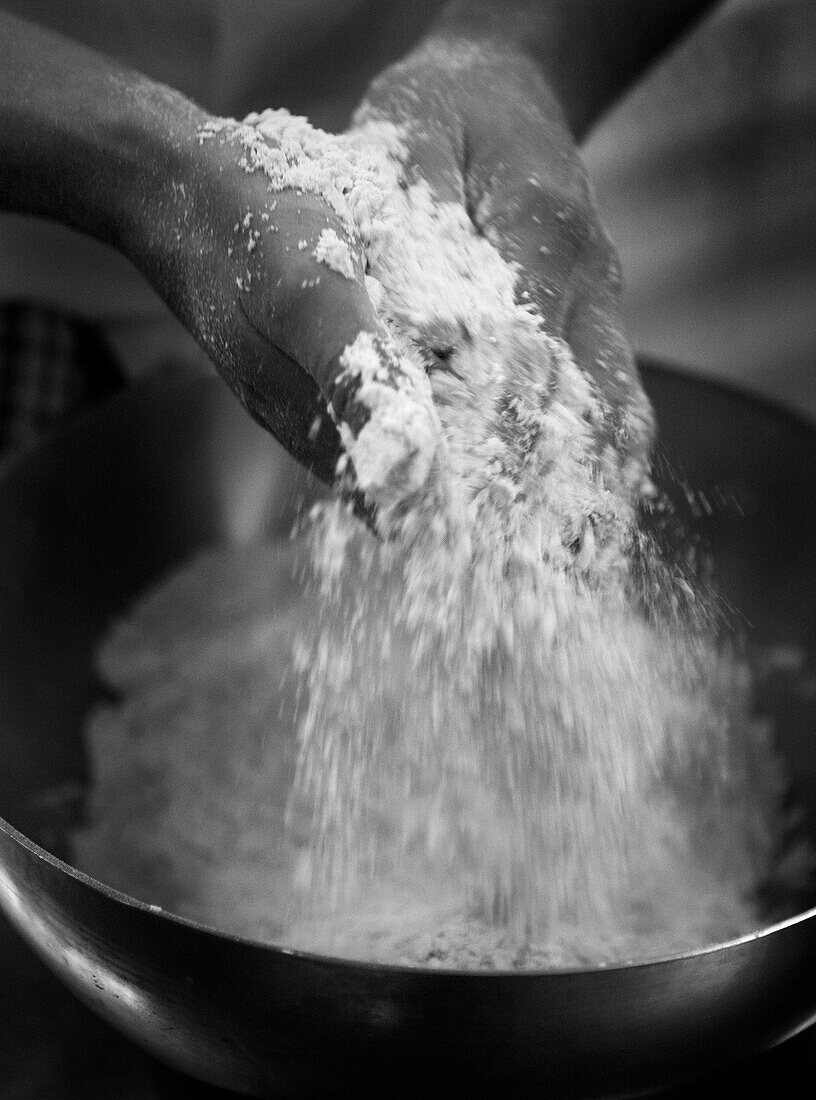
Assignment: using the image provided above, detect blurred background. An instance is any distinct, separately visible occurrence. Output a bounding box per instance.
[587,0,816,419]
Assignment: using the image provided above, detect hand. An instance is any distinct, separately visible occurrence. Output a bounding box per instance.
[128,108,437,503]
[0,10,437,506]
[354,32,654,476]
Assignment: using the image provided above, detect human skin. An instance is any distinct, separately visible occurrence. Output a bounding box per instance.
[0,12,385,485]
[364,1,715,466]
[0,3,715,491]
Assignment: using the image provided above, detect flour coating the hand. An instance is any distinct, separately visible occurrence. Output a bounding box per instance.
[313,227,356,280]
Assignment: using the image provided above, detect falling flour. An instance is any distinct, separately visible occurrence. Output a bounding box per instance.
[74,105,812,968]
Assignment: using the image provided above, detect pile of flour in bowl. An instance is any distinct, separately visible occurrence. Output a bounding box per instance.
[73,108,810,968]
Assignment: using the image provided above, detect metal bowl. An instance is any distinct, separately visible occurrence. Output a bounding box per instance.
[1,364,815,1098]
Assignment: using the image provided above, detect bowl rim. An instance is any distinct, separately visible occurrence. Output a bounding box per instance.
[3,811,816,979]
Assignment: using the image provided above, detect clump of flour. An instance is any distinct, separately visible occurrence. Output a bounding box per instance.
[73,107,812,969]
[313,227,356,280]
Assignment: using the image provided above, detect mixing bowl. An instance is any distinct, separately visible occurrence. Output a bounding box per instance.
[1,363,815,1098]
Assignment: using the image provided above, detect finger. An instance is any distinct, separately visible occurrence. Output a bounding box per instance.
[470,154,594,339]
[561,238,654,474]
[239,190,439,509]
[222,322,376,535]
[452,54,594,336]
[454,54,654,471]
[462,90,654,472]
[224,314,342,485]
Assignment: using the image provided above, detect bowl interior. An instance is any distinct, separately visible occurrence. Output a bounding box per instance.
[1,363,816,914]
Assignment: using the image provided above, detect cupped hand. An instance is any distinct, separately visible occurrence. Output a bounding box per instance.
[132,106,436,503]
[355,33,654,474]
[134,34,651,510]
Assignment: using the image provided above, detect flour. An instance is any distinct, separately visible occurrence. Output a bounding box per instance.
[72,542,809,968]
[198,109,441,509]
[72,106,812,969]
[313,227,356,280]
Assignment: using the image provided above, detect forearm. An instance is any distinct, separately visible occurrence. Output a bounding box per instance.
[433,0,717,139]
[0,11,204,256]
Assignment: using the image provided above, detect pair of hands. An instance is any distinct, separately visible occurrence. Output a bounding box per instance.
[141,33,646,498]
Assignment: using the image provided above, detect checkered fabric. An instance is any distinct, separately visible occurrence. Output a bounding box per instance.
[0,303,124,457]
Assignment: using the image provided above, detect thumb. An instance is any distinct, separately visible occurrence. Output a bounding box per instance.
[453,51,594,340]
[199,115,440,510]
[240,192,439,510]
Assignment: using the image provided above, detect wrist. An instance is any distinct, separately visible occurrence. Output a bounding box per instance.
[0,12,206,258]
